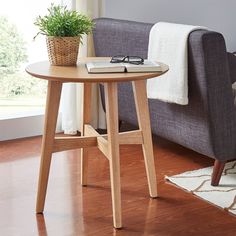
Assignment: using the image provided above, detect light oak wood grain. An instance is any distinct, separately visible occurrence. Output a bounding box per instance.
[132,80,158,198]
[85,125,109,159]
[36,80,62,213]
[118,130,143,145]
[105,82,122,229]
[53,136,98,153]
[26,58,166,228]
[53,128,143,155]
[25,58,169,83]
[85,125,143,145]
[81,83,92,186]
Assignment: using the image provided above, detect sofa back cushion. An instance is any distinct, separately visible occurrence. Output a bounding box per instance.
[93,18,152,59]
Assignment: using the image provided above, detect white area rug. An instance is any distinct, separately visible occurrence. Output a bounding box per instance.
[166,161,236,215]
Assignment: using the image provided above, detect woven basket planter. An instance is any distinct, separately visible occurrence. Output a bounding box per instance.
[46,36,80,66]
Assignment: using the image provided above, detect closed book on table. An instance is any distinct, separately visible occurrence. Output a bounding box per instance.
[86,60,162,73]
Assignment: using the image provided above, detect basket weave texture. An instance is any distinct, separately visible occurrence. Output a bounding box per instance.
[46,36,80,66]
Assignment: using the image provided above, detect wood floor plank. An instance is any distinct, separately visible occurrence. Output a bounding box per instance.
[0,134,236,235]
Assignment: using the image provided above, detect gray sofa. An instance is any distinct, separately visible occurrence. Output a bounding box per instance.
[92,18,236,185]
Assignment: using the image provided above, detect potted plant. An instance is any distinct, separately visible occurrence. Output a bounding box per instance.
[34,4,94,66]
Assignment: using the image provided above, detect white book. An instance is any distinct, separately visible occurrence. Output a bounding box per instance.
[86,60,162,73]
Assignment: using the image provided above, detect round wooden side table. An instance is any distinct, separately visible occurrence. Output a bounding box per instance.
[26,57,169,229]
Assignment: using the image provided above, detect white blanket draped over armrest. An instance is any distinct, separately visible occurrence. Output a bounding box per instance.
[147,22,206,105]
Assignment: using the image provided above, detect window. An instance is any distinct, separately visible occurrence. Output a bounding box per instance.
[0,0,62,140]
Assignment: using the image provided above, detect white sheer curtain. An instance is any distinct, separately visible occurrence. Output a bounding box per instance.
[61,0,106,134]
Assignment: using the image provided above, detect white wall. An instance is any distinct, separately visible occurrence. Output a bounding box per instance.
[0,113,62,141]
[104,0,236,51]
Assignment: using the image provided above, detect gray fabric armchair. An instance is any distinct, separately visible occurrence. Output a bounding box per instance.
[92,18,236,186]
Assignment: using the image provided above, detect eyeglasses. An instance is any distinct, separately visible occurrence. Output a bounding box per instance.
[110,55,144,65]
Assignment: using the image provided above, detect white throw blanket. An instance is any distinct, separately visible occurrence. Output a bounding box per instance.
[147,22,206,105]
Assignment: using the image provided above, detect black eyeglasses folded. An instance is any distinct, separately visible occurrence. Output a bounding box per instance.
[110,55,144,65]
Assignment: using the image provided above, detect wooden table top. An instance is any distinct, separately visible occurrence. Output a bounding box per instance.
[25,57,169,83]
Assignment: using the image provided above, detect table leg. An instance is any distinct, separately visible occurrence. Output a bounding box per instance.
[36,81,62,213]
[81,83,92,186]
[104,82,122,229]
[132,80,158,198]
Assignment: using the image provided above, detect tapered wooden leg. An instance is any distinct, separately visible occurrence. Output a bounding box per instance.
[211,160,226,186]
[132,80,158,198]
[81,83,92,186]
[36,81,62,213]
[104,82,122,229]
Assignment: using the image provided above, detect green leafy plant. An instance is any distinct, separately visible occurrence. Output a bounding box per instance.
[34,4,94,39]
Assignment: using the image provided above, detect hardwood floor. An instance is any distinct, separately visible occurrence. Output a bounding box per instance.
[0,134,236,236]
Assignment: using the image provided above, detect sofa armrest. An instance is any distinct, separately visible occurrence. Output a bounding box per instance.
[190,31,236,160]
